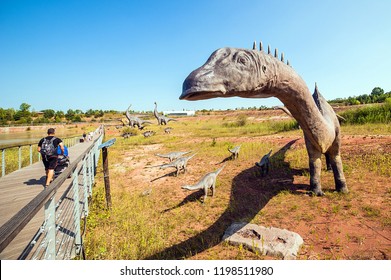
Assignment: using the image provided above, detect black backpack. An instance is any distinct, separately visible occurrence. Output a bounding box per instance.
[40,137,57,157]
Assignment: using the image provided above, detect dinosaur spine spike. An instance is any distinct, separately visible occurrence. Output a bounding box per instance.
[253,41,256,50]
[268,45,271,54]
[281,52,284,62]
[287,59,290,66]
[274,48,278,58]
[259,41,263,51]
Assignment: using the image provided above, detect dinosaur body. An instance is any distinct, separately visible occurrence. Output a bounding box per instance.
[158,153,197,176]
[255,149,272,176]
[155,151,192,162]
[228,145,241,159]
[182,164,225,202]
[154,102,177,125]
[180,42,347,196]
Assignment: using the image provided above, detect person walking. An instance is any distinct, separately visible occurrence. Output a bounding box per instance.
[38,128,65,187]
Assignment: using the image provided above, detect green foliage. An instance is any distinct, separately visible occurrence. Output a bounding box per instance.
[340,102,391,124]
[329,87,391,105]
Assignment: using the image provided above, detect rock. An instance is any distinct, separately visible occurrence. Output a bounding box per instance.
[222,222,304,259]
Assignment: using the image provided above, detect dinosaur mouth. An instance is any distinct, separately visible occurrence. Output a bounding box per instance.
[179,89,227,101]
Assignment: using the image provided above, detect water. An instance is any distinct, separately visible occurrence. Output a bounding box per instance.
[0,125,91,148]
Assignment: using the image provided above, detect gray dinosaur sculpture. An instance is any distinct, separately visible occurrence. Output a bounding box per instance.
[181,164,225,202]
[155,151,192,162]
[228,145,241,159]
[255,149,272,176]
[125,104,152,130]
[153,153,197,176]
[143,130,155,137]
[153,102,177,125]
[180,41,348,196]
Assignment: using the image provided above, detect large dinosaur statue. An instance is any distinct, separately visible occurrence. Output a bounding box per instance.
[153,102,177,125]
[125,104,152,129]
[181,164,225,202]
[180,41,348,196]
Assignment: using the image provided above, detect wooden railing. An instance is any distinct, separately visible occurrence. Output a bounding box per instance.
[1,135,82,177]
[0,126,104,259]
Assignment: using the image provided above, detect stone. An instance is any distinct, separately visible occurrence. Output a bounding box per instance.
[222,222,304,260]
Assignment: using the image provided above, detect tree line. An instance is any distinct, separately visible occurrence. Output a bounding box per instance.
[329,87,391,106]
[0,103,119,125]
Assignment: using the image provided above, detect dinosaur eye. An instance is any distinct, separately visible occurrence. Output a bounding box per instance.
[262,65,267,73]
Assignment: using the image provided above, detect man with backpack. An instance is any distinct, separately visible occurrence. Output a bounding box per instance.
[38,128,65,187]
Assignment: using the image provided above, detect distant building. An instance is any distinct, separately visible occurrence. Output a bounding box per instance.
[163,110,195,116]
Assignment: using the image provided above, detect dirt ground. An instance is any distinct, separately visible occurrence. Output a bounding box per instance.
[104,114,391,260]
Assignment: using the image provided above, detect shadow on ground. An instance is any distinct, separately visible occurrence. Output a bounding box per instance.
[145,139,309,259]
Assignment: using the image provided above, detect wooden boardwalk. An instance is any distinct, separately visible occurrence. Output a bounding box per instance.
[0,140,96,259]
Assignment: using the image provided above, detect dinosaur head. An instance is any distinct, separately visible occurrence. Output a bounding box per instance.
[180,46,286,101]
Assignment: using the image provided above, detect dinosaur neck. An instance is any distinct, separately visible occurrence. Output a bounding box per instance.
[153,104,159,118]
[264,61,335,152]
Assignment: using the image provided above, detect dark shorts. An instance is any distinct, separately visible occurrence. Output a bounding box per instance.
[42,156,58,170]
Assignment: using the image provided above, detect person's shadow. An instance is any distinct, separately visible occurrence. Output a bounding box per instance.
[23,176,46,187]
[145,139,308,259]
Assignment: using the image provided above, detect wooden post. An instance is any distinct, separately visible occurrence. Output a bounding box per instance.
[102,147,112,209]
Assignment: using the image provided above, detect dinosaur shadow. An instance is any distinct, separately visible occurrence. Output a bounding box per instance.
[23,176,46,187]
[161,190,204,213]
[217,154,236,164]
[150,170,185,182]
[145,139,309,259]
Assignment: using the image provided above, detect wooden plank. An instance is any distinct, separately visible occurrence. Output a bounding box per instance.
[0,139,98,259]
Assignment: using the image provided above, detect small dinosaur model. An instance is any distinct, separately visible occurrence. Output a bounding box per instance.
[228,145,241,159]
[181,164,225,202]
[153,102,177,125]
[255,149,272,176]
[164,127,173,134]
[143,130,155,137]
[180,41,348,196]
[159,153,197,176]
[155,151,192,162]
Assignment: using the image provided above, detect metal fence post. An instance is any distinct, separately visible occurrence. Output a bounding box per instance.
[82,158,89,217]
[72,169,82,256]
[44,195,56,260]
[1,149,5,177]
[29,145,33,165]
[18,146,22,170]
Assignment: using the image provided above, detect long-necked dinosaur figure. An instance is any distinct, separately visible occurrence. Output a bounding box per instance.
[150,153,197,176]
[180,41,348,196]
[228,145,241,159]
[155,151,192,162]
[125,104,152,129]
[153,102,177,125]
[182,164,225,202]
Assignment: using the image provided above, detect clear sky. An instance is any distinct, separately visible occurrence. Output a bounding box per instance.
[1,0,390,112]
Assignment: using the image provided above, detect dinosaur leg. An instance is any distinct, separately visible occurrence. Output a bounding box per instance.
[325,153,332,171]
[328,152,348,193]
[306,139,324,196]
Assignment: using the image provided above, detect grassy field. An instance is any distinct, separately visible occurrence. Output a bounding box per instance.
[84,109,391,260]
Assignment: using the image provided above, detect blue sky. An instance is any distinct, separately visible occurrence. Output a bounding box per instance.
[1,0,390,112]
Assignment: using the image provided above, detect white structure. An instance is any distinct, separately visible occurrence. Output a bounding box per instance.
[163,110,195,116]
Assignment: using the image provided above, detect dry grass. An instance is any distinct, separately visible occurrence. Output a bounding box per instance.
[84,110,391,260]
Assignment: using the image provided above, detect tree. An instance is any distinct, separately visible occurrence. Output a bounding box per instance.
[42,109,55,119]
[65,109,75,121]
[371,87,384,96]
